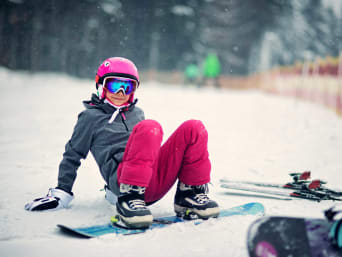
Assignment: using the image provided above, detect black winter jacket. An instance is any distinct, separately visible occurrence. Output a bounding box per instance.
[57,94,145,195]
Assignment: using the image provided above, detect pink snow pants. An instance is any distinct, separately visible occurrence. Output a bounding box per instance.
[117,119,211,203]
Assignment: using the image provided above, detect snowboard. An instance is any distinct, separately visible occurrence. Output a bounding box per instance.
[57,202,264,238]
[247,216,342,257]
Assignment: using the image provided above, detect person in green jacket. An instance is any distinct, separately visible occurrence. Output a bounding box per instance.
[184,63,199,85]
[202,53,221,88]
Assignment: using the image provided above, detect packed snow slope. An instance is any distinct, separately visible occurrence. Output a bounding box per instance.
[1,68,342,257]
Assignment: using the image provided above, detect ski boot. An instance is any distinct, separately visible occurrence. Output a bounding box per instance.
[174,182,220,219]
[115,183,153,229]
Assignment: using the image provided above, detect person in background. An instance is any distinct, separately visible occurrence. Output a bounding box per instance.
[184,63,199,85]
[201,53,221,88]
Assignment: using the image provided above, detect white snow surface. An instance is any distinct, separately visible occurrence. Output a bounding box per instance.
[1,68,342,257]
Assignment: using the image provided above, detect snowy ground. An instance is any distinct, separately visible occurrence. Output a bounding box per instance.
[1,68,342,257]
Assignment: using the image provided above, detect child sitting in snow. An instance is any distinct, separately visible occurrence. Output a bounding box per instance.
[25,57,219,228]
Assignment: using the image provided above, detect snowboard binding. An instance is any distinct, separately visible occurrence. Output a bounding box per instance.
[110,215,151,230]
[329,219,342,249]
[289,171,311,183]
[325,205,342,249]
[176,209,202,220]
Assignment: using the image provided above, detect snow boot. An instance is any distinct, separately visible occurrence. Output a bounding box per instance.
[116,183,153,229]
[174,182,220,219]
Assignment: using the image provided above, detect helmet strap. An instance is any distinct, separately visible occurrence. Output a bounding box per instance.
[97,84,105,99]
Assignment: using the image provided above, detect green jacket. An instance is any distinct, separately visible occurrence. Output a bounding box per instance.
[203,53,221,78]
[184,64,199,79]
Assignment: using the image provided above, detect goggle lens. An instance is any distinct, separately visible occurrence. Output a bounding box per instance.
[104,77,137,95]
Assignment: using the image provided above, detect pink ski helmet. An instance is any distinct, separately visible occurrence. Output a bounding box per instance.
[95,57,140,100]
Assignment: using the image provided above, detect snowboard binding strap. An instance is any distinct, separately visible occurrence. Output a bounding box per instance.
[329,219,342,249]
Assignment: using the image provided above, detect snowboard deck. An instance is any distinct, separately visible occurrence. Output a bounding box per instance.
[247,216,342,257]
[57,202,264,238]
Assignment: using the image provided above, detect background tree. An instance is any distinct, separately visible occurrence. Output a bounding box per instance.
[0,0,340,78]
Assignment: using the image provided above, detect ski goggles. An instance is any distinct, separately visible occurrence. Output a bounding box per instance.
[103,76,138,95]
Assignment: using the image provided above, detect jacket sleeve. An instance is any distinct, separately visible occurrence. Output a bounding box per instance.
[140,108,145,121]
[57,111,94,193]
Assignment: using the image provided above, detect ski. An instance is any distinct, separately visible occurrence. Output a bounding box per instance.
[220,171,312,190]
[220,183,295,200]
[222,190,293,201]
[289,190,340,201]
[220,182,341,202]
[219,178,307,190]
[220,171,342,201]
[220,178,342,197]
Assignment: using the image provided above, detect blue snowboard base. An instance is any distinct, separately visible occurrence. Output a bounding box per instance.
[57,202,264,238]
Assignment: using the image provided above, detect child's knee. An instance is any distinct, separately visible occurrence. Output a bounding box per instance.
[134,119,163,138]
[181,120,208,142]
[183,120,207,134]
